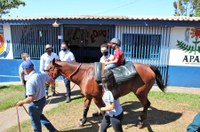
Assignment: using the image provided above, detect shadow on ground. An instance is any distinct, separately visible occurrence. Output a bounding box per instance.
[46,90,83,104]
[0,85,10,90]
[60,101,182,132]
[121,101,182,132]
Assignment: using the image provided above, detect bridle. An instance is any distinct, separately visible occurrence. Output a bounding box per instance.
[47,67,56,80]
[48,63,82,80]
[66,64,82,79]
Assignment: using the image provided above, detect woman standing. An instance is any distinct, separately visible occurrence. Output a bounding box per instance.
[100,70,123,132]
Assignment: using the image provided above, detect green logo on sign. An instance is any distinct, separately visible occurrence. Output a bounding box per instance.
[176,28,200,55]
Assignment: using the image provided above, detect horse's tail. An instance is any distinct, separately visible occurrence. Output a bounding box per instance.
[150,66,166,92]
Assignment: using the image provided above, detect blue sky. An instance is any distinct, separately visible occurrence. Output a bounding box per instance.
[4,0,175,18]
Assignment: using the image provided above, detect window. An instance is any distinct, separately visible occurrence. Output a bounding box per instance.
[122,34,161,59]
[11,25,60,59]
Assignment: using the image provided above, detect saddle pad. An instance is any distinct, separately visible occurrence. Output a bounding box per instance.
[94,61,137,84]
[111,61,137,84]
[94,62,102,82]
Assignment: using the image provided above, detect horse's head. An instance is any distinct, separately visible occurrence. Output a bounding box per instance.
[46,58,62,80]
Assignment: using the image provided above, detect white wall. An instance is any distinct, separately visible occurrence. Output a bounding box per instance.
[0,25,13,59]
[169,27,200,67]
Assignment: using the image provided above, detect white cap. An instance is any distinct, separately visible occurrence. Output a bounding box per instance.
[45,44,52,49]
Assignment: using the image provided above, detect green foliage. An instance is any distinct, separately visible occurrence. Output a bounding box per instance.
[0,0,25,17]
[0,85,24,111]
[176,40,200,53]
[173,0,200,16]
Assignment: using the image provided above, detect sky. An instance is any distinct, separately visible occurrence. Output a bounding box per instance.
[3,0,175,18]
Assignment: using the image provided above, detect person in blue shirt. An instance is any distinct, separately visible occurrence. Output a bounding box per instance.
[16,60,57,132]
[100,70,123,132]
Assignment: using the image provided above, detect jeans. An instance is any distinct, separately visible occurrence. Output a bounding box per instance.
[100,112,123,132]
[45,81,55,96]
[105,64,117,70]
[29,97,56,132]
[45,87,48,95]
[64,78,71,97]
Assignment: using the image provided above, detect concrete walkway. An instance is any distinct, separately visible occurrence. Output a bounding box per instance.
[0,81,79,132]
[0,81,200,131]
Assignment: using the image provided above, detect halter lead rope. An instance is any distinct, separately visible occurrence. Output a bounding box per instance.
[16,106,21,132]
[67,64,82,79]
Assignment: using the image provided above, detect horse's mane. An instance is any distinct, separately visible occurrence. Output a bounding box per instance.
[57,61,94,70]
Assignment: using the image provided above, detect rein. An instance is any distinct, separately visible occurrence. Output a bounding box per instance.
[16,105,29,132]
[66,64,82,79]
[16,106,21,132]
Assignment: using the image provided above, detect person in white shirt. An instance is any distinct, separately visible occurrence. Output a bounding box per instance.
[59,41,75,103]
[18,53,30,98]
[100,44,114,63]
[40,44,58,98]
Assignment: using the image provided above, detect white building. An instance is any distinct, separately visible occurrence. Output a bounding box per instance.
[0,16,200,87]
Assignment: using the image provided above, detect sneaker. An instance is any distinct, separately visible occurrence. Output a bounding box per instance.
[66,96,71,103]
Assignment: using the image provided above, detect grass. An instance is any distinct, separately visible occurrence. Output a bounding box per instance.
[5,90,200,132]
[0,85,24,111]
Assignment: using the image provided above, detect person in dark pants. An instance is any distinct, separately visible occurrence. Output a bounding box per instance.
[16,60,57,132]
[18,53,30,98]
[59,41,76,103]
[100,70,123,132]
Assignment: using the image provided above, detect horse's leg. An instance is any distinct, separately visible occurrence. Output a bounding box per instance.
[79,97,92,127]
[135,84,152,128]
[93,96,105,116]
[137,99,151,128]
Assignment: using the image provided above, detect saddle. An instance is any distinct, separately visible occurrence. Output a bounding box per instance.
[95,61,137,99]
[94,61,137,84]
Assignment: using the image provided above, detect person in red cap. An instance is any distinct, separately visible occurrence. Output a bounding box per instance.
[105,38,124,70]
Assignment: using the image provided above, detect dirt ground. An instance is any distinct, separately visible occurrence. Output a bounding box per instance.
[1,81,200,132]
[51,93,198,132]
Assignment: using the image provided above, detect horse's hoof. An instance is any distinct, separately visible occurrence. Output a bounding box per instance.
[137,121,144,129]
[79,118,86,127]
[92,112,102,117]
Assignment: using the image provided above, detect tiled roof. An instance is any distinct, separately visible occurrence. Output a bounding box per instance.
[1,15,200,21]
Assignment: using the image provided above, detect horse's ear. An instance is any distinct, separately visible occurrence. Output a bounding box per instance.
[52,58,61,68]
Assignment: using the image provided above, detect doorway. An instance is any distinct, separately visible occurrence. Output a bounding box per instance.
[63,25,115,63]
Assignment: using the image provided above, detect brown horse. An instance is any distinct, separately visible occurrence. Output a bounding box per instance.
[47,58,166,127]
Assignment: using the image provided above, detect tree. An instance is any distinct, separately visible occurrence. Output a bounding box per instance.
[173,0,200,17]
[0,0,25,17]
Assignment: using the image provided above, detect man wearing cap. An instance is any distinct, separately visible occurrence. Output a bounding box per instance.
[40,44,58,98]
[105,38,124,70]
[59,41,76,103]
[16,60,57,132]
